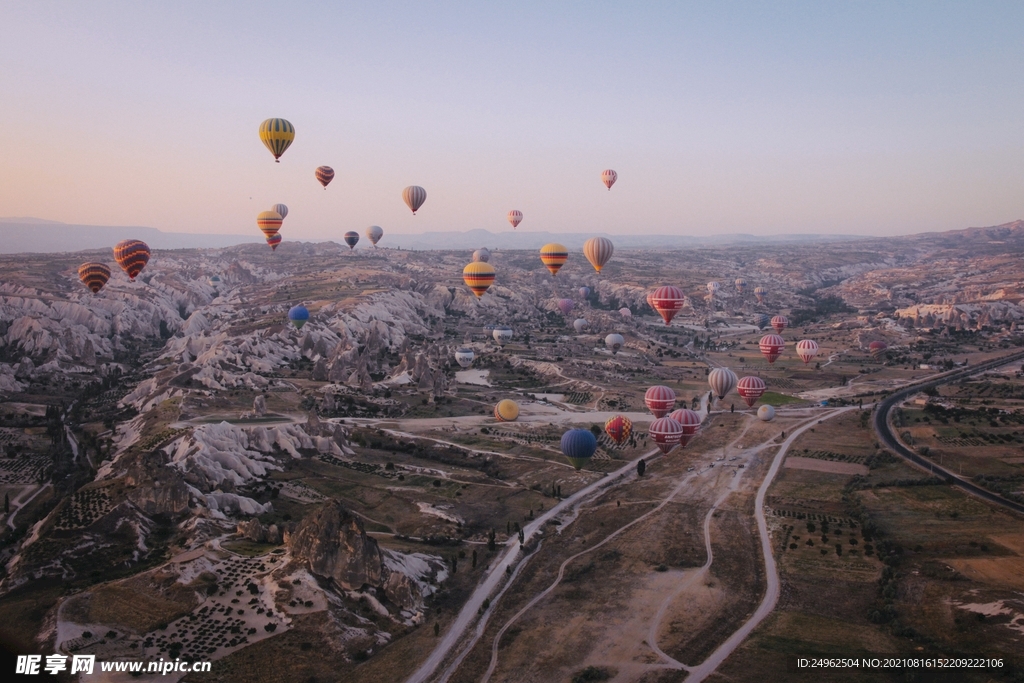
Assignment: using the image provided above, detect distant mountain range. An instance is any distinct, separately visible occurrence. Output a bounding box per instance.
[0,217,869,254]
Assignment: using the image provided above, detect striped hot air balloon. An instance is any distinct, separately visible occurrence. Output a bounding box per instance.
[649,416,683,454]
[315,166,334,189]
[736,376,767,407]
[257,210,283,239]
[472,247,491,263]
[403,186,427,214]
[796,339,819,364]
[601,169,617,190]
[271,203,289,220]
[288,305,309,330]
[78,263,110,294]
[366,225,383,246]
[668,409,701,447]
[455,348,475,368]
[649,285,685,325]
[561,429,597,470]
[259,118,294,162]
[113,240,151,281]
[771,315,788,333]
[644,385,676,417]
[605,333,625,354]
[758,405,775,421]
[735,278,748,294]
[583,236,614,273]
[344,231,359,250]
[463,262,495,298]
[494,399,520,422]
[507,210,522,228]
[540,243,568,275]
[266,234,282,251]
[869,340,888,359]
[557,298,574,315]
[759,334,785,364]
[708,367,738,400]
[754,285,768,304]
[707,281,720,296]
[604,415,633,446]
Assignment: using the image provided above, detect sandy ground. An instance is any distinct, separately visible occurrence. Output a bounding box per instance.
[783,457,868,476]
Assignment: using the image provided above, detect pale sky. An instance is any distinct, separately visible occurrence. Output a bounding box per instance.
[2,1,1023,239]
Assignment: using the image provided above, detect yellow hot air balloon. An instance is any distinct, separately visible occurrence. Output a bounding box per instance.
[463,262,495,298]
[259,119,295,162]
[539,243,568,276]
[257,210,283,239]
[494,399,520,422]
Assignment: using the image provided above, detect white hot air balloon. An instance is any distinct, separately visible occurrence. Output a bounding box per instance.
[758,405,776,422]
[472,247,491,263]
[366,225,384,246]
[708,367,738,400]
[601,169,617,190]
[507,210,522,228]
[271,203,288,220]
[583,236,614,273]
[403,186,427,214]
[493,326,513,344]
[455,347,475,368]
[605,333,625,354]
[573,318,590,334]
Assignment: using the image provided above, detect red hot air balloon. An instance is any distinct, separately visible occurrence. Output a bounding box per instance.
[266,234,282,251]
[668,409,701,447]
[604,415,633,446]
[796,339,819,364]
[557,298,574,315]
[736,376,767,407]
[770,315,788,333]
[315,166,334,188]
[601,169,617,190]
[759,334,785,364]
[507,210,522,228]
[113,240,151,281]
[649,286,685,326]
[869,341,888,359]
[649,417,683,454]
[644,385,676,417]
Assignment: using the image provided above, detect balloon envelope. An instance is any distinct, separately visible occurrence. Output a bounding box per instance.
[708,367,738,399]
[557,298,574,315]
[344,231,359,249]
[737,376,767,407]
[288,305,310,329]
[493,326,513,344]
[796,339,819,364]
[601,169,617,190]
[754,313,770,330]
[668,408,701,447]
[266,234,282,250]
[540,243,568,276]
[771,315,788,333]
[113,240,151,281]
[472,248,491,263]
[604,415,633,445]
[259,118,294,161]
[579,286,591,298]
[649,417,683,454]
[455,348,475,368]
[257,211,283,239]
[403,186,427,214]
[869,341,888,359]
[78,263,111,294]
[507,210,522,228]
[619,307,632,319]
[650,286,685,325]
[644,385,676,417]
[758,405,776,422]
[315,166,335,188]
[583,236,614,272]
[561,429,597,470]
[494,399,520,422]
[271,203,289,220]
[463,262,495,298]
[573,318,589,334]
[605,333,625,354]
[366,225,383,245]
[759,334,785,364]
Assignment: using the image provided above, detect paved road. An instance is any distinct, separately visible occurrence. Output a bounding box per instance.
[873,349,1024,516]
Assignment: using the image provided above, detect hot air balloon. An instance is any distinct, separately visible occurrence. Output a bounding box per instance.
[257,210,283,239]
[604,415,633,446]
[403,186,427,214]
[315,166,334,189]
[736,376,767,407]
[208,275,221,287]
[540,243,568,276]
[493,326,513,344]
[644,385,676,417]
[735,278,748,294]
[259,118,294,162]
[796,339,819,365]
[366,225,383,246]
[494,399,520,422]
[649,286,685,325]
[646,290,655,310]
[708,367,738,400]
[605,333,625,354]
[757,405,775,422]
[472,248,491,263]
[455,347,475,368]
[754,313,770,330]
[288,305,309,330]
[344,231,359,250]
[754,286,767,304]
[573,318,589,334]
[759,334,785,364]
[271,203,289,220]
[463,262,495,298]
[561,429,597,470]
[507,210,522,229]
[668,408,701,447]
[583,237,614,273]
[78,263,110,294]
[649,417,683,454]
[869,341,888,359]
[557,298,574,315]
[771,315,788,333]
[579,286,591,299]
[707,281,720,297]
[619,308,632,319]
[601,169,617,190]
[113,240,151,281]
[266,234,282,251]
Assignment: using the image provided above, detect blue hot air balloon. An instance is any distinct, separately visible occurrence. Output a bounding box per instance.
[288,305,310,329]
[754,313,770,330]
[560,429,597,470]
[579,286,591,299]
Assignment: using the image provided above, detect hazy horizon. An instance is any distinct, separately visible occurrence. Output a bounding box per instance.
[2,2,1023,240]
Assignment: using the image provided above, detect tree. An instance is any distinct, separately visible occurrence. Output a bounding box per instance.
[637,459,646,477]
[434,622,440,637]
[487,529,496,552]
[472,549,477,568]
[3,493,7,513]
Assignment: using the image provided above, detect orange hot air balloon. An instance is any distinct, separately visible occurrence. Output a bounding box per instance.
[604,415,633,446]
[649,285,685,325]
[113,240,151,281]
[539,243,568,275]
[78,263,111,294]
[257,210,283,239]
[463,262,495,298]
